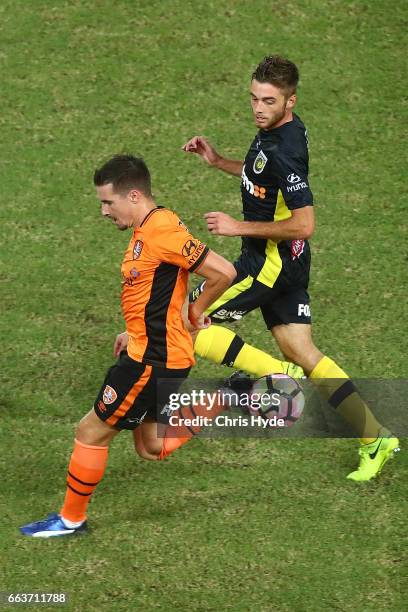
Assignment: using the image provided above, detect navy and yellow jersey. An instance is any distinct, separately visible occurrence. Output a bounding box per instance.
[239,113,313,287]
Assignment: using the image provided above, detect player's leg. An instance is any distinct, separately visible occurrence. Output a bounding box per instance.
[190,275,304,378]
[192,240,312,378]
[262,286,384,439]
[76,407,120,446]
[156,390,231,460]
[133,417,199,460]
[133,418,167,460]
[58,355,155,525]
[271,322,399,480]
[58,409,119,526]
[20,353,148,537]
[19,410,119,537]
[271,322,383,437]
[269,322,322,374]
[133,366,228,461]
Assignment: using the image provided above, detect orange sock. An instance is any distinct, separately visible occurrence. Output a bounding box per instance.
[159,435,191,459]
[159,392,228,460]
[60,439,108,522]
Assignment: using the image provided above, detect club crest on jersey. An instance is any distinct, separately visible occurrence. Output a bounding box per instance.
[291,239,305,260]
[253,150,267,174]
[103,385,117,405]
[133,240,143,259]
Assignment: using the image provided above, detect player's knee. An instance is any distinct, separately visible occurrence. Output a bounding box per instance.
[286,349,305,366]
[284,347,323,373]
[135,445,161,461]
[134,437,163,461]
[145,438,163,457]
[75,410,116,446]
[75,416,89,440]
[135,447,155,461]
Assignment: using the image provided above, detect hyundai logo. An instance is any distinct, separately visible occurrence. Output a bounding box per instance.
[287,173,301,184]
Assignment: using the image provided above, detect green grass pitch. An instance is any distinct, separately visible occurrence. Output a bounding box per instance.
[0,1,407,610]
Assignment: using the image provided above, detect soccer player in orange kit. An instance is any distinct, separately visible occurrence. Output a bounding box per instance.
[20,154,236,537]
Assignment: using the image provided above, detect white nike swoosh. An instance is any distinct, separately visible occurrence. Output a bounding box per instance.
[32,529,75,537]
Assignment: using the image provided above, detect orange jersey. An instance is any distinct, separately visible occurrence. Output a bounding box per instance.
[121,207,209,368]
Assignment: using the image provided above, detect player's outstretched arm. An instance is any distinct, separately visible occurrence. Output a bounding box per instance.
[182,136,243,177]
[188,250,236,330]
[205,206,315,241]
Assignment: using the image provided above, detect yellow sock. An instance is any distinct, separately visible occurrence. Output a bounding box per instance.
[310,356,381,443]
[194,325,287,377]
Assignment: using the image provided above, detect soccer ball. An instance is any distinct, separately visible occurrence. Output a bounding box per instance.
[248,373,305,427]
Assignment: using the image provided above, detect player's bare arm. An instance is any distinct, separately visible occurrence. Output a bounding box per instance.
[182,136,243,177]
[188,250,236,329]
[204,206,314,241]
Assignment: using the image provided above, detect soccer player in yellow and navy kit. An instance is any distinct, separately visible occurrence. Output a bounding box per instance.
[183,55,400,481]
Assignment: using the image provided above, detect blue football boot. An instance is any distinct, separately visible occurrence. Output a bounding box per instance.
[20,513,87,538]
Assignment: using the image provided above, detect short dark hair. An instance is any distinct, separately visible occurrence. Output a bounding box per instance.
[252,55,299,96]
[93,154,152,196]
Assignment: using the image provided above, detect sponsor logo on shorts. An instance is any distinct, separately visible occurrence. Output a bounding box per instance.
[191,281,206,301]
[133,240,143,259]
[298,304,311,317]
[212,309,247,321]
[103,385,117,405]
[98,400,107,413]
[291,239,305,260]
[253,150,267,174]
[126,410,147,425]
[160,404,177,416]
[242,165,266,199]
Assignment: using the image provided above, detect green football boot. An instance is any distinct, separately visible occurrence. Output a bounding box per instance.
[283,362,305,379]
[347,434,400,481]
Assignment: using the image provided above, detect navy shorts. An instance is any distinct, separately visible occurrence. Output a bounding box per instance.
[190,244,311,329]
